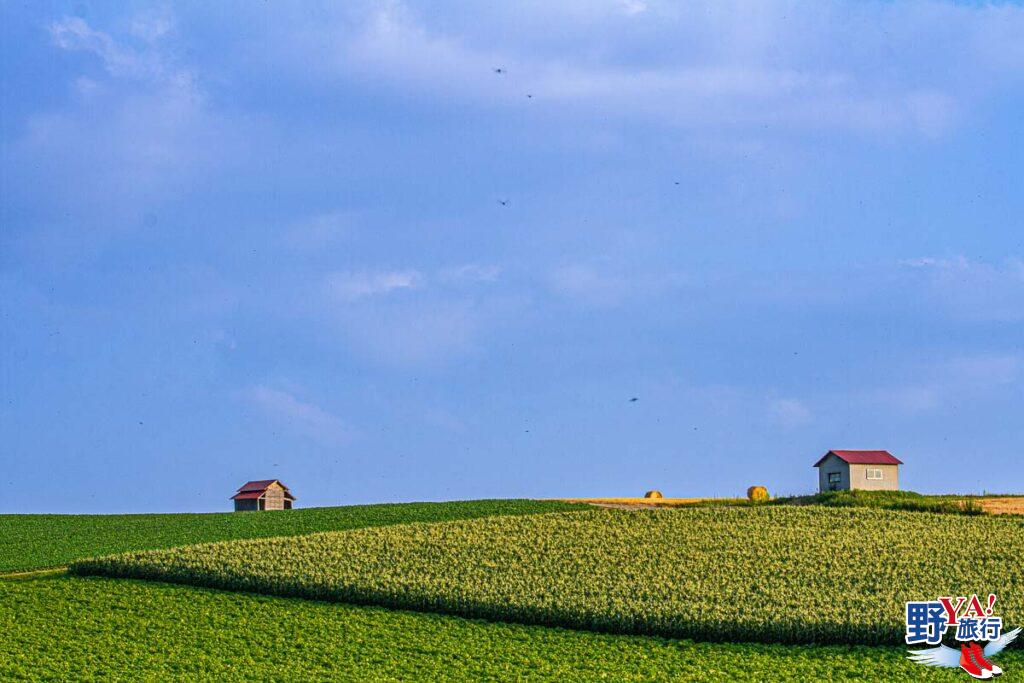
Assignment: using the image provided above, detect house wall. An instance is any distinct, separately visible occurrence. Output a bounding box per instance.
[817,455,900,492]
[846,463,900,491]
[263,482,286,511]
[817,454,849,492]
[234,499,258,512]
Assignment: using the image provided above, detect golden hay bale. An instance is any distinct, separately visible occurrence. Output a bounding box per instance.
[747,486,769,502]
[644,490,664,499]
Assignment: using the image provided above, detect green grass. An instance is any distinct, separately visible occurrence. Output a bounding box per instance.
[772,490,985,515]
[3,574,1012,682]
[0,499,584,572]
[73,506,1024,645]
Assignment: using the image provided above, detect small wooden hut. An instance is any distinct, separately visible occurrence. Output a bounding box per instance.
[231,479,296,511]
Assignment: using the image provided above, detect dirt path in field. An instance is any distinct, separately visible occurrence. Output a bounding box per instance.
[554,498,716,510]
[975,497,1024,515]
[587,502,667,510]
[578,497,1024,514]
[0,567,67,580]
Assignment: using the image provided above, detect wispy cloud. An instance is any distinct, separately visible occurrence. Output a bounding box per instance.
[549,263,630,307]
[901,255,1024,322]
[946,354,1021,387]
[866,353,1022,416]
[312,1,1024,137]
[333,300,483,368]
[50,15,189,87]
[548,262,687,308]
[246,385,351,445]
[7,12,245,239]
[438,263,502,283]
[284,212,356,250]
[325,270,424,301]
[768,397,812,429]
[318,264,512,366]
[618,0,648,17]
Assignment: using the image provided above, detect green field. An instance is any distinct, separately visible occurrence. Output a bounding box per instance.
[771,490,985,515]
[0,499,583,572]
[6,500,1024,681]
[71,506,1024,645]
[3,573,1009,682]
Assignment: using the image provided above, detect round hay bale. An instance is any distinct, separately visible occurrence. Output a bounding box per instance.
[747,485,769,502]
[644,490,664,499]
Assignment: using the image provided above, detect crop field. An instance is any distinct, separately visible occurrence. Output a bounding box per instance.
[72,506,1024,646]
[3,574,1010,682]
[0,499,583,572]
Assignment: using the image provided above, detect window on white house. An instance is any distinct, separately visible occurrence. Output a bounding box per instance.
[866,468,883,480]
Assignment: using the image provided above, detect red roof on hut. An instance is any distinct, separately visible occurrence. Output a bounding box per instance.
[230,479,296,501]
[813,450,903,467]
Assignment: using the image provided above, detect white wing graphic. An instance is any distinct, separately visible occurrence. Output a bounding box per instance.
[985,627,1022,659]
[907,644,961,668]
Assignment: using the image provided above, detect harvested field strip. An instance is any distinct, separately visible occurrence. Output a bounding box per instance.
[976,497,1024,515]
[552,497,715,508]
[72,506,1024,646]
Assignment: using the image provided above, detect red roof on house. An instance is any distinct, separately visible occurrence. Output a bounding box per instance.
[237,479,279,492]
[814,450,903,467]
[231,479,296,500]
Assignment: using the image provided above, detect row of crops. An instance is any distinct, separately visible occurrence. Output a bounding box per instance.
[71,506,1024,646]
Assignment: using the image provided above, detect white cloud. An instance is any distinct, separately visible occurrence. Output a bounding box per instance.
[325,270,424,301]
[324,264,500,303]
[870,385,943,415]
[50,15,185,85]
[901,255,1024,322]
[9,12,245,236]
[50,17,145,78]
[900,255,970,269]
[302,1,1024,137]
[335,300,483,368]
[548,262,688,308]
[284,212,356,249]
[549,263,629,307]
[247,385,351,445]
[946,354,1021,387]
[130,11,174,42]
[768,398,812,429]
[439,263,503,283]
[618,0,648,17]
[866,353,1021,416]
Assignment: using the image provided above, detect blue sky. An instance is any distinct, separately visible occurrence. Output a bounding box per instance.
[2,1,1023,513]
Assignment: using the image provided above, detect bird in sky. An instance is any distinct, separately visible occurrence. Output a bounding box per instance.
[629,397,639,402]
[493,67,505,74]
[498,199,509,206]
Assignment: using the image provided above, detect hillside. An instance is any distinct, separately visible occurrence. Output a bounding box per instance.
[72,505,1024,645]
[0,500,583,572]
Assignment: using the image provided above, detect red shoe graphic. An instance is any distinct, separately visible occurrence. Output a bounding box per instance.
[961,643,993,679]
[971,642,1003,676]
